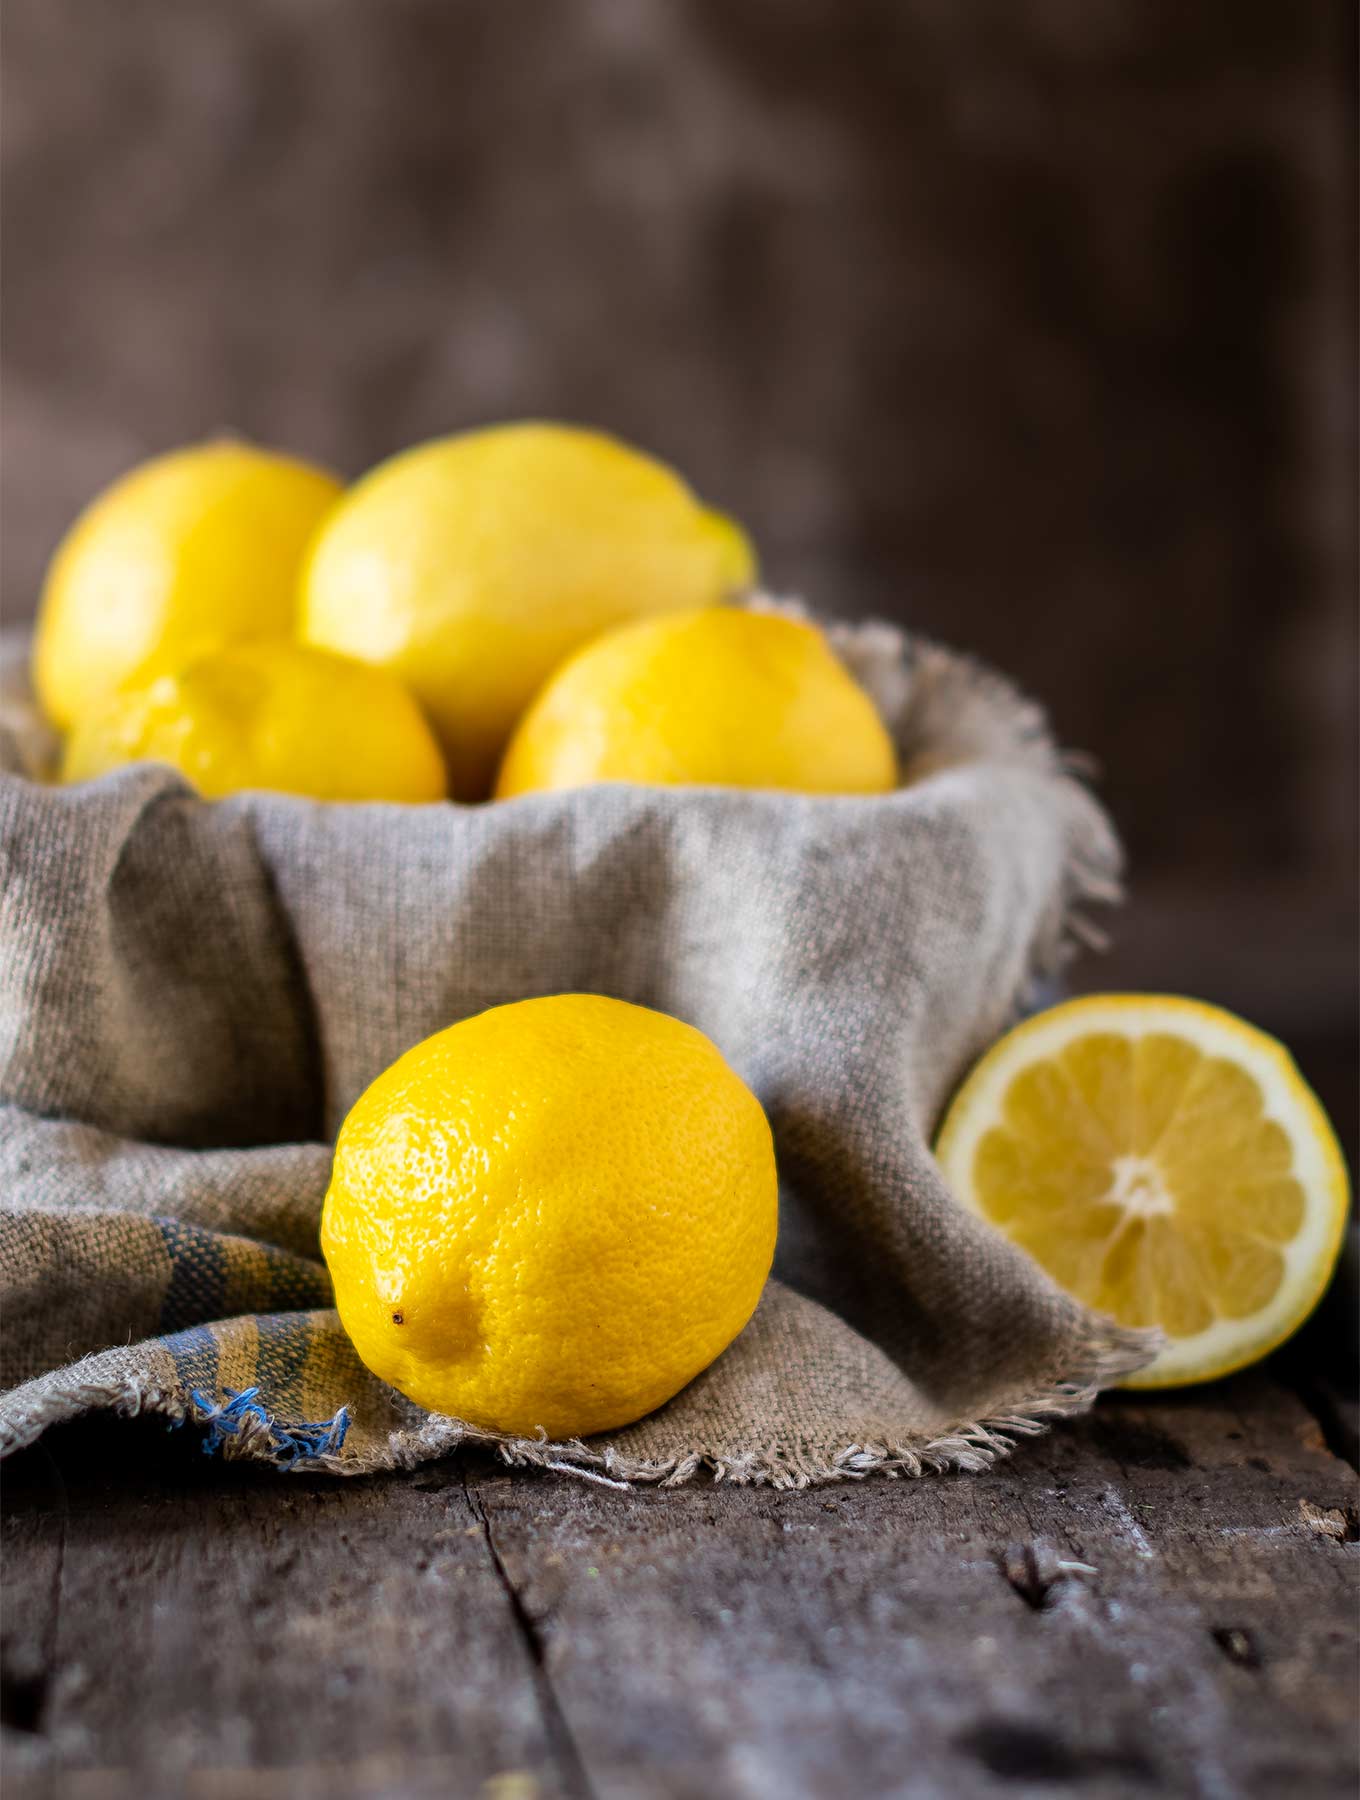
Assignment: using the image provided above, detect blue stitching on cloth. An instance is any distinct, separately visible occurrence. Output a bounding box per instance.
[185,1387,350,1467]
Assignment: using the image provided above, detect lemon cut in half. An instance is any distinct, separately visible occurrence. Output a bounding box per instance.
[935,995,1350,1387]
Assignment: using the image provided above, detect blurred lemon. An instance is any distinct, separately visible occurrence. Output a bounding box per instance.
[62,640,446,803]
[33,440,342,730]
[935,995,1350,1387]
[495,607,897,799]
[299,423,755,798]
[321,994,778,1439]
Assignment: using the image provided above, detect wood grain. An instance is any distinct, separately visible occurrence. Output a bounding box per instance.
[2,1373,1356,1799]
[1,1438,562,1799]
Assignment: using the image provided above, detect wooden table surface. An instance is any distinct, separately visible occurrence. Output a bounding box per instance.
[2,1364,1356,1800]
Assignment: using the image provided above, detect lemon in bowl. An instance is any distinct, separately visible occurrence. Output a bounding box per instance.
[495,607,898,799]
[62,640,447,803]
[33,439,342,731]
[300,423,755,798]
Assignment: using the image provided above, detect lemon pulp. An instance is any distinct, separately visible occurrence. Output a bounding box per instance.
[935,995,1349,1386]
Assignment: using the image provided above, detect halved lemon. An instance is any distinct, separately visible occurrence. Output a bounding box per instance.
[935,995,1350,1387]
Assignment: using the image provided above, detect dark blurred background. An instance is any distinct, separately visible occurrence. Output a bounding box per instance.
[2,0,1355,1160]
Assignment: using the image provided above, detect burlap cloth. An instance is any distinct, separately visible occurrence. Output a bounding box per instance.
[0,609,1156,1486]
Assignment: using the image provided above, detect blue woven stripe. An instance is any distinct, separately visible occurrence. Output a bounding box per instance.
[252,1310,316,1403]
[156,1220,229,1332]
[155,1220,329,1332]
[164,1321,220,1395]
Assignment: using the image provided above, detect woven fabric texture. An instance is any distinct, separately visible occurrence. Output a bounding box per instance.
[0,615,1153,1485]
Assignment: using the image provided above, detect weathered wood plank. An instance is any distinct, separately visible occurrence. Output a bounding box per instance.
[1,1427,567,1800]
[0,1445,63,1746]
[2,1374,1356,1800]
[464,1375,1358,1799]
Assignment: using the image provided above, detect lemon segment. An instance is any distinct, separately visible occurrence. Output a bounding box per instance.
[935,995,1350,1387]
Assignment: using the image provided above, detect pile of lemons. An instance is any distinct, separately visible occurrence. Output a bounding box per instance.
[34,423,896,806]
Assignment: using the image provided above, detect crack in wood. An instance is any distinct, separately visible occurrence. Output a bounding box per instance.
[460,1469,597,1800]
[997,1540,1100,1611]
[1210,1626,1263,1670]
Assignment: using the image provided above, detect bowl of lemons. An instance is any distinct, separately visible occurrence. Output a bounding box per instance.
[8,419,1349,1454]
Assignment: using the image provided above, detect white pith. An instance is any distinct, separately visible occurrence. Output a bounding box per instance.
[1104,1154,1174,1219]
[936,997,1349,1386]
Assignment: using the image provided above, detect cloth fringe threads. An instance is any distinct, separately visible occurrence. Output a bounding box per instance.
[185,1387,350,1467]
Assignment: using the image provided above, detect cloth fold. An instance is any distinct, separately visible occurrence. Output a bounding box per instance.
[0,617,1155,1485]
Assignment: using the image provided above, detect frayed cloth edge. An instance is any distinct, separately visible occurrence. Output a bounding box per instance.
[484,1316,1160,1491]
[0,1374,354,1472]
[0,1317,1160,1488]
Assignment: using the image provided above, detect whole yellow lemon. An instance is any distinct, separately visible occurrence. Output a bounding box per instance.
[495,607,898,799]
[62,640,446,803]
[299,423,755,798]
[321,994,778,1439]
[33,440,342,731]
